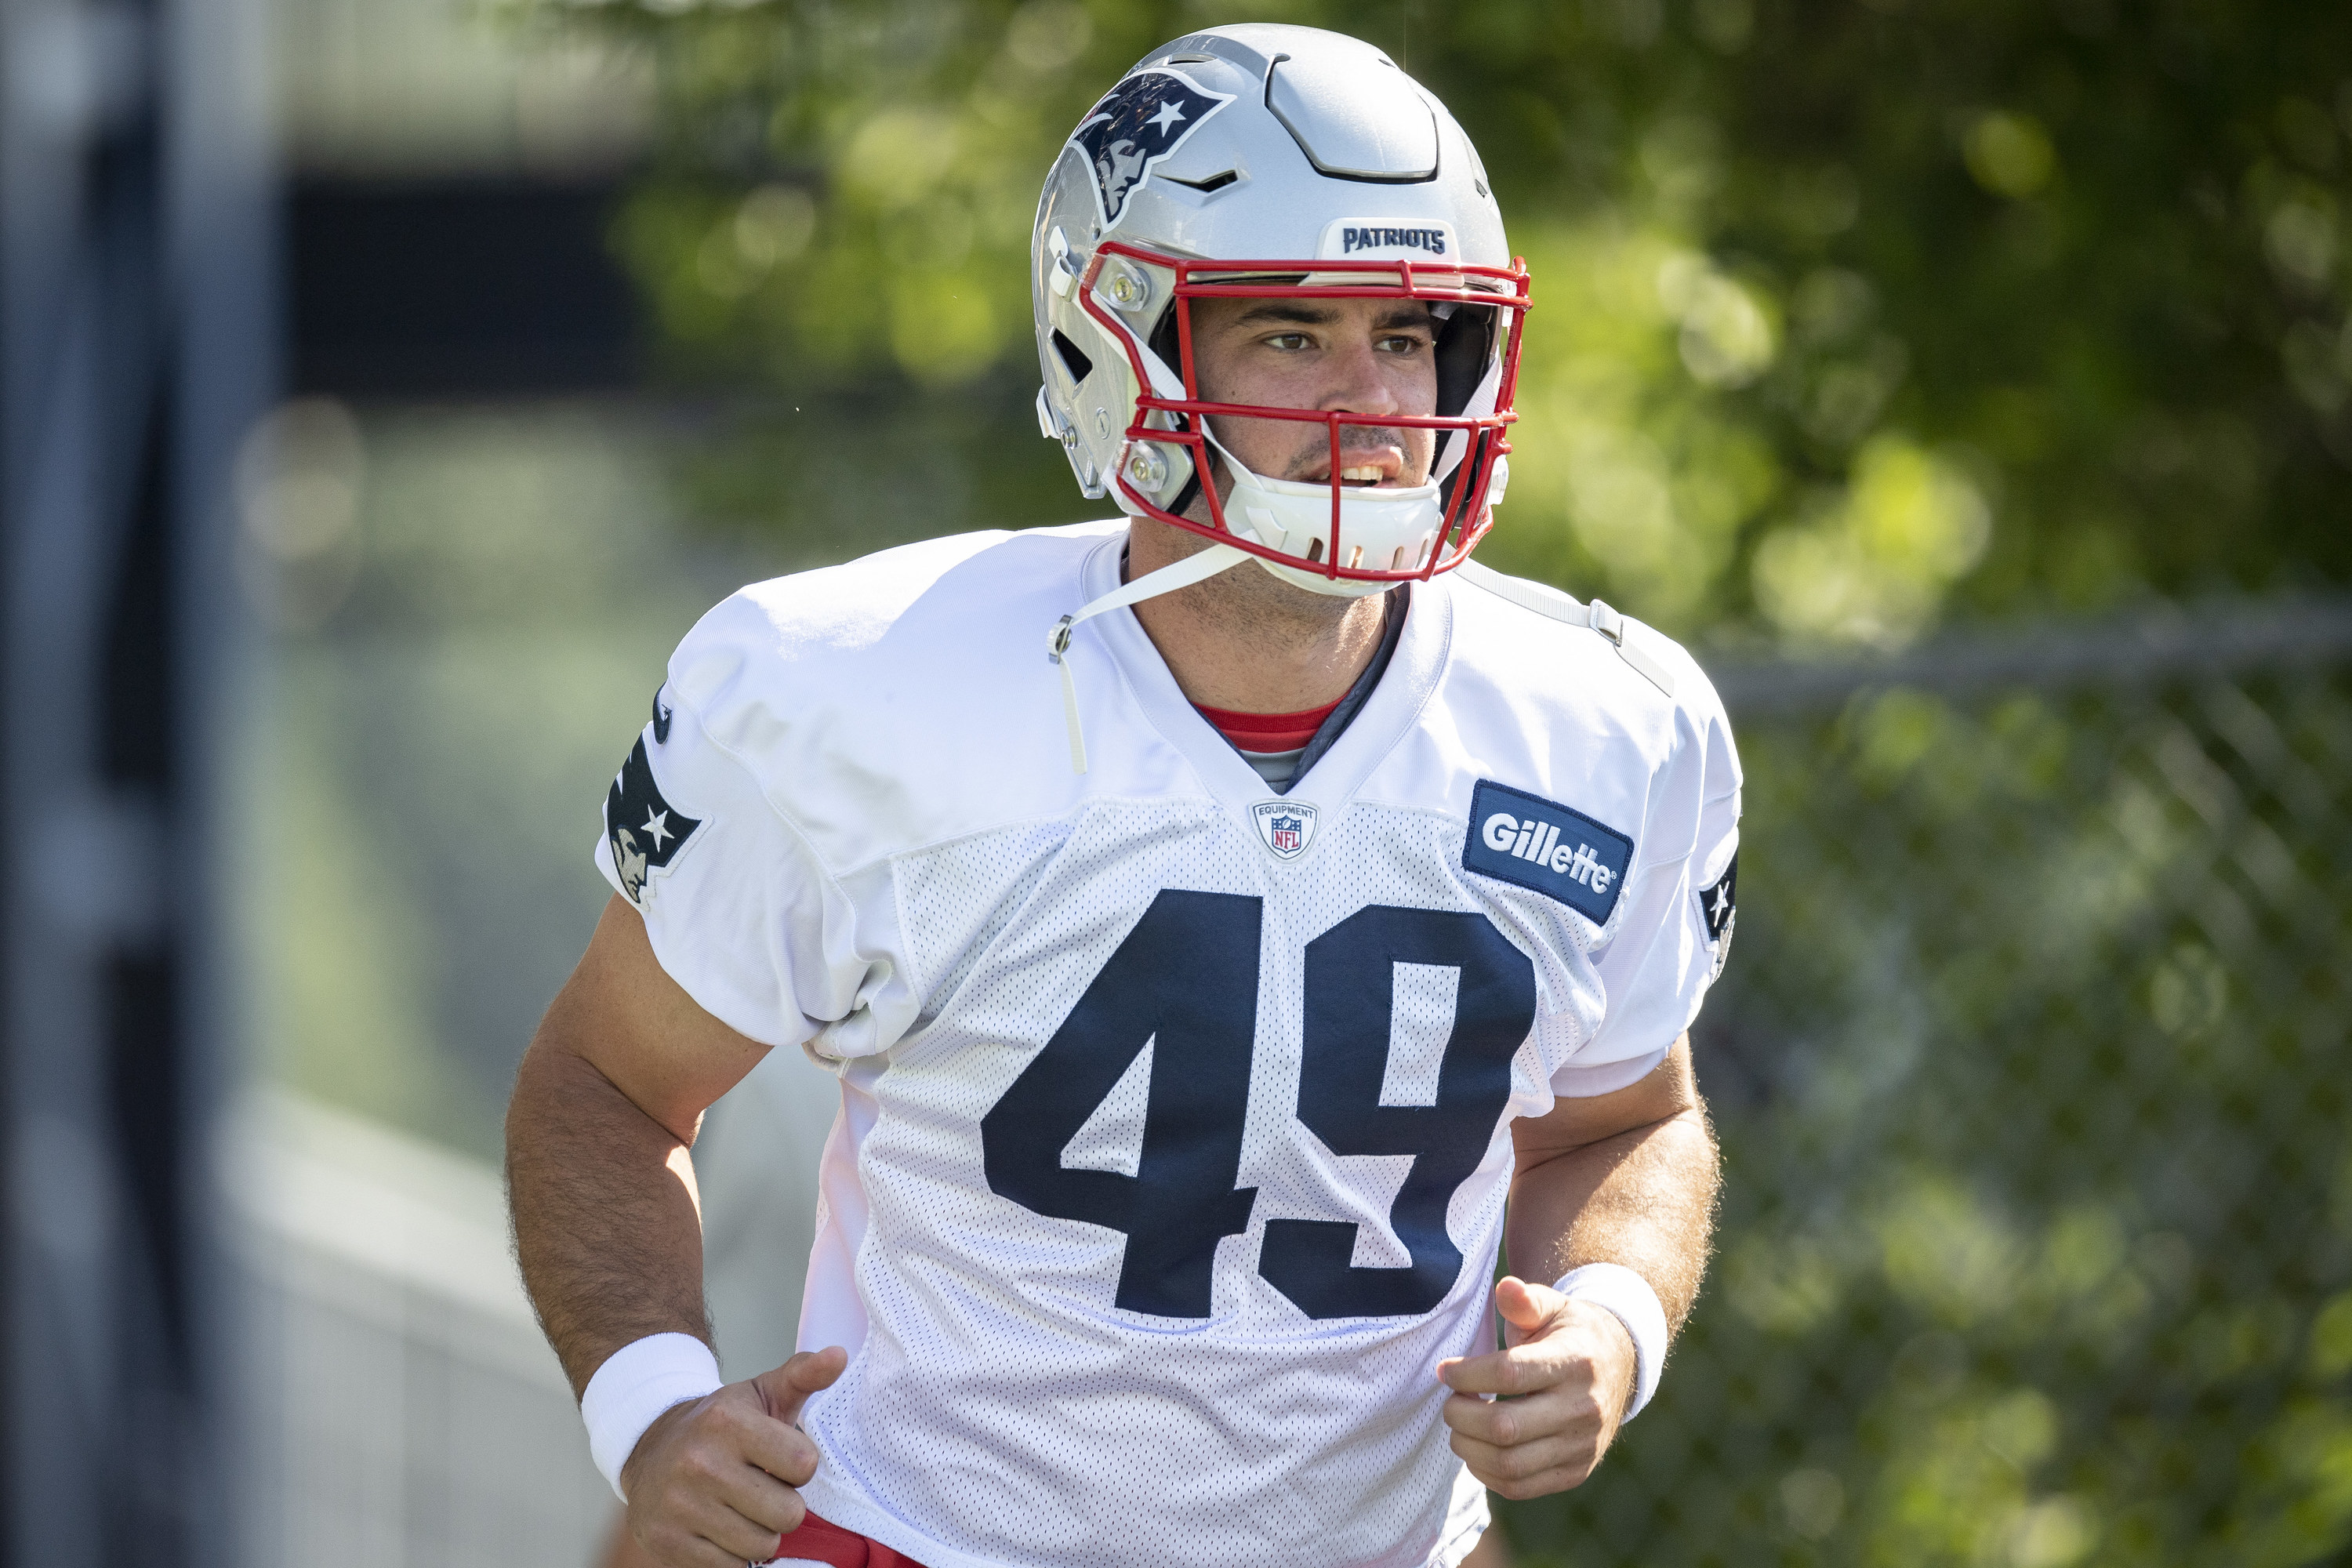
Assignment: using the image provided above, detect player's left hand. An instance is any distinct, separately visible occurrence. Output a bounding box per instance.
[1436,1275,1638,1500]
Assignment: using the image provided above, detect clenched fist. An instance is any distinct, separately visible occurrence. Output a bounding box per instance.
[619,1345,848,1568]
[1436,1276,1638,1501]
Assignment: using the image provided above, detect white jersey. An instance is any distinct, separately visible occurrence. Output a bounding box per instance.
[593,521,1741,1568]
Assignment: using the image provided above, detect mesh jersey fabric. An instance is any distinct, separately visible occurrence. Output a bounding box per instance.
[766,1472,1485,1568]
[592,521,1743,1568]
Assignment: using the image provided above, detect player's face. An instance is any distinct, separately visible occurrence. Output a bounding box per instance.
[1184,294,1441,498]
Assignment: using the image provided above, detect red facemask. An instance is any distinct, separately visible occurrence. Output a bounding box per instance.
[1076,240,1533,588]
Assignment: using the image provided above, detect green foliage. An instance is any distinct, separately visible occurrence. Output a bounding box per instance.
[1502,664,2352,1565]
[521,0,2352,640]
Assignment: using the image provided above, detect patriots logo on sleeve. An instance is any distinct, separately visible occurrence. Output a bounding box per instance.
[1698,854,1737,975]
[604,737,702,906]
[1069,69,1232,227]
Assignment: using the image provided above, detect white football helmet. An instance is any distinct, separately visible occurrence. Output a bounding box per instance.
[1032,24,1529,599]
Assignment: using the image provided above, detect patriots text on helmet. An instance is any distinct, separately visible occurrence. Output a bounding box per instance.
[1340,227,1449,256]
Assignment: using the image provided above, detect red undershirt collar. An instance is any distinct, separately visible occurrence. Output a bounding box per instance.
[1192,695,1346,755]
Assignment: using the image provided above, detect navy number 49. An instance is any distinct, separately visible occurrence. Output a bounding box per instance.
[981,890,1536,1320]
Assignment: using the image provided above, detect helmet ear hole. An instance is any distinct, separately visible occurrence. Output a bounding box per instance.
[1051,328,1095,386]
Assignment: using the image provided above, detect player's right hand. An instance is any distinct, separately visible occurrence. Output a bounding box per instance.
[618,1345,848,1568]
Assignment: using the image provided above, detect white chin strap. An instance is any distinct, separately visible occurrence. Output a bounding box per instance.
[1048,430,1462,774]
[1046,542,1253,774]
[1205,426,1444,598]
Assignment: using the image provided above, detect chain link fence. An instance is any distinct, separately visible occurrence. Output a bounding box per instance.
[1494,598,2352,1567]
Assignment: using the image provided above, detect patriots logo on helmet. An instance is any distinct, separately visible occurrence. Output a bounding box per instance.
[1069,69,1232,227]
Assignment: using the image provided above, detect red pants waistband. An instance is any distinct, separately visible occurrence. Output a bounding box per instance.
[770,1509,931,1568]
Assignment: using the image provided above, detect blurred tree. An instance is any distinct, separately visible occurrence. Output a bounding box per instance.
[516,0,2352,644]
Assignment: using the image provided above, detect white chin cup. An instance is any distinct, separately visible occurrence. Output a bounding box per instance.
[1218,455,1446,598]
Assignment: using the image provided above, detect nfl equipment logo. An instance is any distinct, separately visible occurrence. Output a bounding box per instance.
[1250,800,1319,862]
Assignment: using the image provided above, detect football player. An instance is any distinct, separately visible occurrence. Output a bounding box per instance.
[509,24,1741,1568]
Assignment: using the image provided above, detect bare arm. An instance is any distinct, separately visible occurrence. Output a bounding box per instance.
[1439,1035,1721,1500]
[1504,1033,1719,1333]
[507,894,772,1393]
[509,895,839,1568]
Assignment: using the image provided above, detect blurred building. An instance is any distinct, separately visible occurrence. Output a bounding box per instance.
[278,0,648,397]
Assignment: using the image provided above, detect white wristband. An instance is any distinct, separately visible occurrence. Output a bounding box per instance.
[580,1332,725,1500]
[1554,1263,1668,1421]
